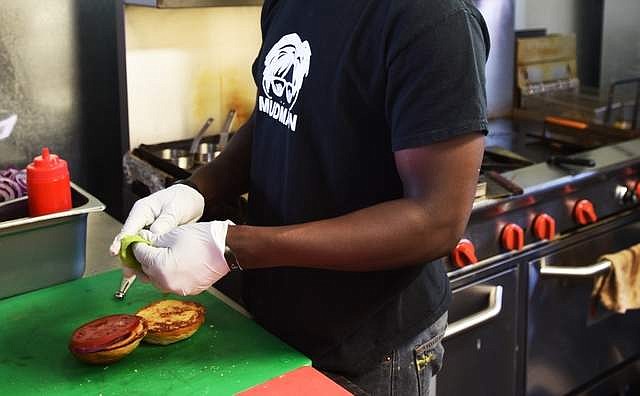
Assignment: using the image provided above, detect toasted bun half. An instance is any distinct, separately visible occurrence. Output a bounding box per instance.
[136,300,206,345]
[69,315,147,365]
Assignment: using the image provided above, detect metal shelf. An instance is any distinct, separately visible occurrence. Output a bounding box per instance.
[124,0,262,8]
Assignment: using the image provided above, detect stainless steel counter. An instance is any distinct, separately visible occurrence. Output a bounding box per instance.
[84,212,122,277]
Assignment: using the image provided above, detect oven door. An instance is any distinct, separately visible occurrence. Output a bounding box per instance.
[526,219,640,395]
[438,267,519,396]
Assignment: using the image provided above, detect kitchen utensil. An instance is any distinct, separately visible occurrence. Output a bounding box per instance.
[0,112,17,140]
[161,149,195,168]
[194,151,214,165]
[195,142,221,165]
[198,142,215,154]
[173,155,194,169]
[160,148,188,160]
[485,171,524,196]
[196,142,214,164]
[484,145,535,166]
[475,180,487,200]
[217,109,236,151]
[114,273,136,300]
[547,155,596,168]
[603,77,640,130]
[189,117,214,155]
[544,116,588,130]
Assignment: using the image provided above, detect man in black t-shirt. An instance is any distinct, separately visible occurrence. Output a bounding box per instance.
[112,0,489,394]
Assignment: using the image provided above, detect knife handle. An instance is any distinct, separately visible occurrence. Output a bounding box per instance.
[485,171,524,195]
[547,156,596,167]
[545,116,588,130]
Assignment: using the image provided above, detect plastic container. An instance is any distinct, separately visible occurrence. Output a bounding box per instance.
[0,183,104,299]
[27,147,72,217]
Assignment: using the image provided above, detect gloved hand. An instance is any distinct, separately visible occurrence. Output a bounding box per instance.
[131,220,233,296]
[109,184,205,256]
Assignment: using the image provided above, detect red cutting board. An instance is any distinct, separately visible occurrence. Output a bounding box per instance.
[238,366,353,396]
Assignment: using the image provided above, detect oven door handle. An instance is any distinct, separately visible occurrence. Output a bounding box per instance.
[539,260,611,277]
[444,285,503,340]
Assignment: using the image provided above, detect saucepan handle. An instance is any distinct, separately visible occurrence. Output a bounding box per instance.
[444,285,503,340]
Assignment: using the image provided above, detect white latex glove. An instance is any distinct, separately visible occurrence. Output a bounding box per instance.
[121,229,157,283]
[131,220,233,296]
[109,184,204,256]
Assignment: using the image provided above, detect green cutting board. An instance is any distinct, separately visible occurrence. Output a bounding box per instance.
[0,270,310,395]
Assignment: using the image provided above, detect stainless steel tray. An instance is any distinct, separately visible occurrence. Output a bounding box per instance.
[0,183,105,299]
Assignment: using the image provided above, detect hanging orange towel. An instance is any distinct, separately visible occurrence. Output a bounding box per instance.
[592,243,640,313]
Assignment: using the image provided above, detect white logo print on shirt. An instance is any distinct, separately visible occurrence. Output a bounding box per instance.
[258,33,312,132]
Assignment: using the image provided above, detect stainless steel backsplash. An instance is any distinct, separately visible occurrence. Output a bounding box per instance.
[475,0,515,118]
[0,0,124,217]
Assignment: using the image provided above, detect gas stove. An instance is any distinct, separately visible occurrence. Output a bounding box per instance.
[448,129,640,275]
[440,121,640,395]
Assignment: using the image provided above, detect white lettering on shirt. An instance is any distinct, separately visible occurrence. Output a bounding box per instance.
[257,33,311,133]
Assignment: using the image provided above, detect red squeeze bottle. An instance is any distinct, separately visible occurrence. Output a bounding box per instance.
[26,147,72,216]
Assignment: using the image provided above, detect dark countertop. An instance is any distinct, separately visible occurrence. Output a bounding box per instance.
[486,118,579,163]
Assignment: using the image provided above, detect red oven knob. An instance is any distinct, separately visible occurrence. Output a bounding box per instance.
[501,223,524,251]
[574,199,598,225]
[533,214,556,240]
[451,239,478,269]
[635,182,640,199]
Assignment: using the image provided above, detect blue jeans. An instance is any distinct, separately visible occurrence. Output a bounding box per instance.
[324,312,448,396]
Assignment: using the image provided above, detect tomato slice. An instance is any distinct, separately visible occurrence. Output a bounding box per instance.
[70,314,140,353]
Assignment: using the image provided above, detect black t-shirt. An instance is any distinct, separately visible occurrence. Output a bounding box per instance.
[244,0,489,374]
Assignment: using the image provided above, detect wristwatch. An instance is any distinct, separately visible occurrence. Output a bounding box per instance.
[174,178,241,271]
[172,178,203,196]
[224,245,243,271]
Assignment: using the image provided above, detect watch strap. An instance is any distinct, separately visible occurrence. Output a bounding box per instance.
[224,245,243,271]
[172,178,203,196]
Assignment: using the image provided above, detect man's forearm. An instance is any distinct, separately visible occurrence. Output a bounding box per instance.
[227,197,468,272]
[225,132,484,272]
[189,111,255,204]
